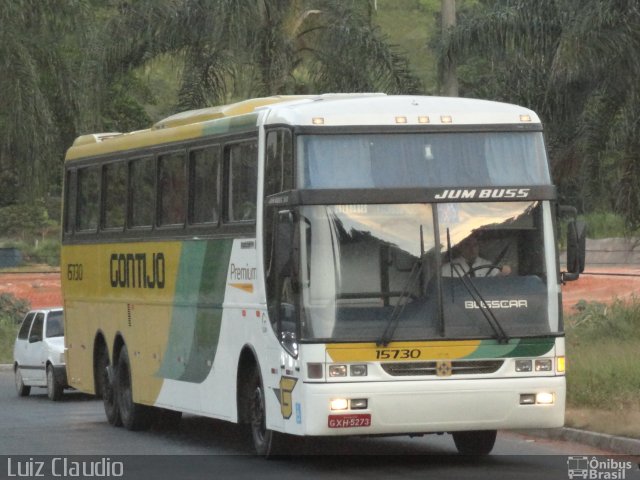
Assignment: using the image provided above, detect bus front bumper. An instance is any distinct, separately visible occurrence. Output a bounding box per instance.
[301,376,565,436]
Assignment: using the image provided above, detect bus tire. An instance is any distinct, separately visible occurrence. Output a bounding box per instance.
[248,367,288,457]
[115,345,152,431]
[452,430,497,455]
[46,364,63,401]
[14,365,30,397]
[97,349,122,426]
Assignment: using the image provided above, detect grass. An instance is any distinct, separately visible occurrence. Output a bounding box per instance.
[565,298,640,411]
[579,211,629,239]
[0,316,19,364]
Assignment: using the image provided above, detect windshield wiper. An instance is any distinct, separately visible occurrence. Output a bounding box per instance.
[377,226,426,347]
[446,229,509,344]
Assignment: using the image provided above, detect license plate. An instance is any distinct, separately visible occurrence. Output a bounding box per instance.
[328,414,371,428]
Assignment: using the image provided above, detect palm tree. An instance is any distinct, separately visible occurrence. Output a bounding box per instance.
[96,0,422,110]
[441,0,640,230]
[0,0,88,204]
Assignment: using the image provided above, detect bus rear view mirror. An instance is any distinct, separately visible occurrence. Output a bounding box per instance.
[566,219,586,275]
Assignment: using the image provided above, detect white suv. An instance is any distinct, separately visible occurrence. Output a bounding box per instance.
[13,308,68,401]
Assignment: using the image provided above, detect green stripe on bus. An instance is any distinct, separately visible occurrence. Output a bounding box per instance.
[157,239,233,383]
[464,338,555,359]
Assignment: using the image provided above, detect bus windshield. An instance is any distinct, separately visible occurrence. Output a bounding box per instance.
[297,132,550,189]
[298,201,560,342]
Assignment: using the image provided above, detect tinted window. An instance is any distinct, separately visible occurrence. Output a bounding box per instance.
[64,170,77,234]
[30,313,44,343]
[190,146,220,224]
[130,157,155,227]
[103,162,127,229]
[227,141,257,222]
[265,130,293,198]
[158,152,187,226]
[299,132,550,189]
[77,166,100,231]
[17,312,36,340]
[45,311,64,338]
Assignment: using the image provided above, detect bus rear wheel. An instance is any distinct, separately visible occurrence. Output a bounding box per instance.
[115,345,152,431]
[248,367,288,457]
[452,430,497,455]
[97,349,121,426]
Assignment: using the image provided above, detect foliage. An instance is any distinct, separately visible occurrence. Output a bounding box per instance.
[0,292,30,325]
[440,0,640,231]
[0,200,55,240]
[0,0,89,207]
[0,316,20,364]
[21,239,61,267]
[579,212,629,239]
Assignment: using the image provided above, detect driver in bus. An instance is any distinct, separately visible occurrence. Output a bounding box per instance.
[442,235,512,277]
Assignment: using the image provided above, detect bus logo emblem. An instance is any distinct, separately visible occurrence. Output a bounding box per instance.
[436,360,452,377]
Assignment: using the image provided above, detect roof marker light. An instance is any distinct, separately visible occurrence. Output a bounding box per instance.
[312,117,325,125]
[440,115,453,124]
[520,114,532,122]
[418,116,430,124]
[395,116,407,124]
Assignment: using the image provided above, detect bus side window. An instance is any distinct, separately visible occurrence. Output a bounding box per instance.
[63,169,77,235]
[190,146,220,225]
[103,161,127,230]
[129,156,155,228]
[264,129,293,198]
[226,141,257,222]
[158,151,187,226]
[76,166,100,232]
[264,129,293,285]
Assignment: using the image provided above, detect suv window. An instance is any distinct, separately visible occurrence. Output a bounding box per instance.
[46,312,64,338]
[17,312,36,340]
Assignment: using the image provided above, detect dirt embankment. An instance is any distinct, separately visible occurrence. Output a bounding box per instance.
[561,266,640,313]
[0,272,63,308]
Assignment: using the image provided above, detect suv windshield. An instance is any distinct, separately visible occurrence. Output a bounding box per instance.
[298,201,560,342]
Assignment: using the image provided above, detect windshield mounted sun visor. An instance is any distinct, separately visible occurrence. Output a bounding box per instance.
[265,185,557,207]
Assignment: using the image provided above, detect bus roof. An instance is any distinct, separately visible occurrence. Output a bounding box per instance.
[65,94,540,162]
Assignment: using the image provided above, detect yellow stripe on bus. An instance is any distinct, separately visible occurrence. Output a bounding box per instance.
[326,340,482,362]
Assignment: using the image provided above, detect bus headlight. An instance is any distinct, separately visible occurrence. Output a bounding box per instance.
[350,364,367,377]
[515,360,532,372]
[330,398,349,411]
[329,365,347,377]
[535,359,552,372]
[536,392,554,405]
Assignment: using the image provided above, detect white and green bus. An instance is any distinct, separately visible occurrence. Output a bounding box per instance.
[61,94,578,456]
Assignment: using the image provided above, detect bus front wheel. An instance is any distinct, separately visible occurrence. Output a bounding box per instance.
[248,367,288,457]
[115,345,152,431]
[452,430,497,455]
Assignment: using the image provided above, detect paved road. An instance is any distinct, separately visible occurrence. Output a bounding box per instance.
[0,370,636,480]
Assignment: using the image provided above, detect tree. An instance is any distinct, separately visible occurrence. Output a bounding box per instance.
[0,1,88,206]
[96,0,421,110]
[440,0,640,231]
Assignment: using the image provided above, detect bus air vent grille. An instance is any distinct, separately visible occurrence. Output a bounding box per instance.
[381,360,504,376]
